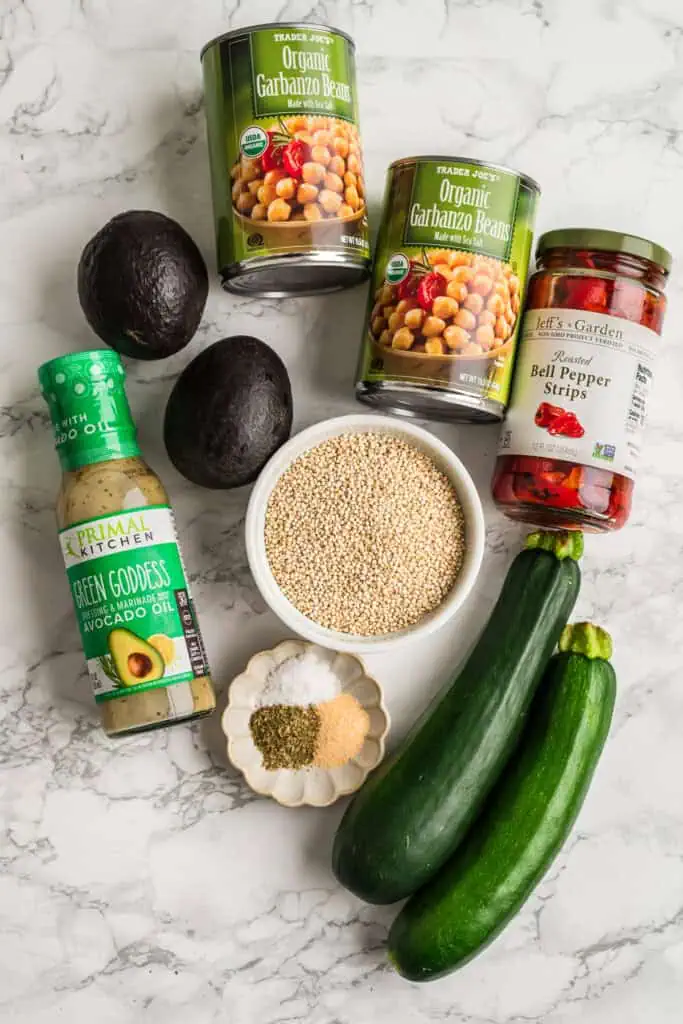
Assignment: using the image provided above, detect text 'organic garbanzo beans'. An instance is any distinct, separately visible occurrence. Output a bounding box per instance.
[201,24,370,296]
[356,157,539,422]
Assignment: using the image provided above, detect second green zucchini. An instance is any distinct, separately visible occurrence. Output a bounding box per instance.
[388,622,616,981]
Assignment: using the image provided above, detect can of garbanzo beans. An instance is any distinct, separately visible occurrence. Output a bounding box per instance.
[355,157,540,421]
[201,24,371,296]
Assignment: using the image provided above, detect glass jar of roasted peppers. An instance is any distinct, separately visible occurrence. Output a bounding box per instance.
[492,229,671,531]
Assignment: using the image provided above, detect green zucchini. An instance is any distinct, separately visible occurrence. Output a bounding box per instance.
[389,622,616,981]
[332,530,583,905]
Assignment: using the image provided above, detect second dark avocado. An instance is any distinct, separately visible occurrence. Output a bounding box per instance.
[164,336,293,489]
[77,210,208,360]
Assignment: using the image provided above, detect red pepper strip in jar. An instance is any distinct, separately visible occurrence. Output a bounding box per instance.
[493,228,671,533]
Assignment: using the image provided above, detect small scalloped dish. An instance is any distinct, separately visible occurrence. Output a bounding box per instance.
[222,640,390,807]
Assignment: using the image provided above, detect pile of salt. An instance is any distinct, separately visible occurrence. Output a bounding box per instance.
[258,650,341,708]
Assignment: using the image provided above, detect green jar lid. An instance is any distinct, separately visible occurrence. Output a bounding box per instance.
[38,349,140,470]
[536,228,672,273]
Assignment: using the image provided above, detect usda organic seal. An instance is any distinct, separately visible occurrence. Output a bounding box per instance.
[239,126,268,159]
[385,253,411,284]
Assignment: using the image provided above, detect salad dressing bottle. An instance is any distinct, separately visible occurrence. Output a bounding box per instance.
[39,350,216,736]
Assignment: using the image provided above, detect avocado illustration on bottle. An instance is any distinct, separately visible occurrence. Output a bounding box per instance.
[39,350,216,736]
[106,628,165,687]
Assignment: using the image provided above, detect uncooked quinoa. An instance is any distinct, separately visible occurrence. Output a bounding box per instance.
[264,432,466,635]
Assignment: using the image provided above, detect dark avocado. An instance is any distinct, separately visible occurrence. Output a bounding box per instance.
[77,210,208,360]
[164,336,293,489]
[107,628,164,687]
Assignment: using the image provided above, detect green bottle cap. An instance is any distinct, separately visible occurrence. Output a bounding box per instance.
[38,350,141,470]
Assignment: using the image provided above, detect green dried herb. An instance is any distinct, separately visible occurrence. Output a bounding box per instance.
[249,704,320,771]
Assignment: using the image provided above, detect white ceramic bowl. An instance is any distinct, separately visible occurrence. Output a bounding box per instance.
[245,414,485,653]
[222,640,390,807]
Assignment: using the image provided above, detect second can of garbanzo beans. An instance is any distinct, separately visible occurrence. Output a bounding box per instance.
[201,23,371,296]
[355,157,540,421]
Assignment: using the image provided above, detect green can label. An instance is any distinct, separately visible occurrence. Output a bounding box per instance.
[202,25,370,273]
[356,158,539,413]
[60,506,209,702]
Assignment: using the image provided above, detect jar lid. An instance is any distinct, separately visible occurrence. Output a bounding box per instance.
[537,228,672,273]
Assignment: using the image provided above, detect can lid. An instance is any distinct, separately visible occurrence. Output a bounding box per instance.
[38,349,140,470]
[200,22,355,60]
[387,155,541,195]
[537,228,671,272]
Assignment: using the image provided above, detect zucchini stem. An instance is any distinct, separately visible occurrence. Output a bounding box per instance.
[559,622,613,661]
[525,530,584,561]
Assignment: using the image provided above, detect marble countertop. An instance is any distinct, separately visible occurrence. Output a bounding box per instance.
[2,1,683,1021]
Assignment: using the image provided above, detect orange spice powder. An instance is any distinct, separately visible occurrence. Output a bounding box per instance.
[313,693,370,769]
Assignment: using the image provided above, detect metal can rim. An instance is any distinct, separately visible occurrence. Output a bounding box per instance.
[387,155,541,195]
[200,22,356,60]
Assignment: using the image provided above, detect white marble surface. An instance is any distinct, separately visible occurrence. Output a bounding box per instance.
[2,0,683,1020]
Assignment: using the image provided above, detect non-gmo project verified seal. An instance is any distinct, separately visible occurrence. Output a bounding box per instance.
[593,442,616,463]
